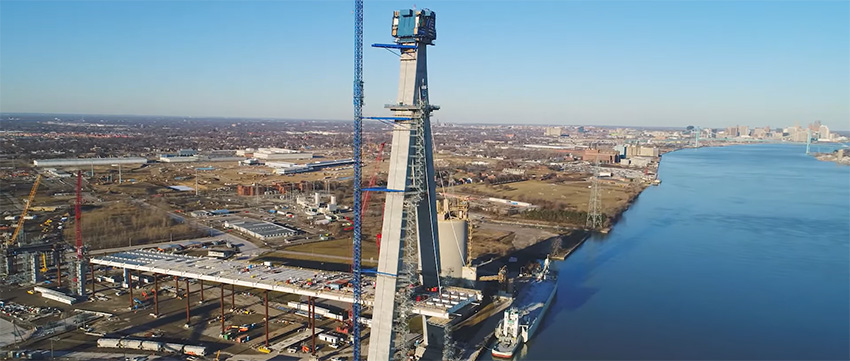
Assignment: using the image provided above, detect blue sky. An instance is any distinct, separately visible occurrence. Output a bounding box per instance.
[1,0,848,129]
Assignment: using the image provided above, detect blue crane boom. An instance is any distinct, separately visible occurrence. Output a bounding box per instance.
[352,0,364,359]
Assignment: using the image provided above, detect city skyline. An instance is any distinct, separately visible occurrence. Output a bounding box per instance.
[1,1,848,129]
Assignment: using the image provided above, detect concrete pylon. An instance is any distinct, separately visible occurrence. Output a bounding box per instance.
[368,9,442,361]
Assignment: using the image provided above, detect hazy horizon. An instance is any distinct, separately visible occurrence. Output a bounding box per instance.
[1,1,848,129]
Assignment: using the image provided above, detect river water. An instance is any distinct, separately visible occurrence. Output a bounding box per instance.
[515,144,849,360]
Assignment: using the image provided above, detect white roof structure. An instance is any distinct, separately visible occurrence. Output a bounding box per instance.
[90,250,480,319]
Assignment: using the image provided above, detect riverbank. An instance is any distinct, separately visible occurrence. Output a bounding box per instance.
[814,149,850,165]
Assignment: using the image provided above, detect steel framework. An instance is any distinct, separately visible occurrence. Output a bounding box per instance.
[352,0,364,359]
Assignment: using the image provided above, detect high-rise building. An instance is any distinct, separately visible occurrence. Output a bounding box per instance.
[726,126,739,137]
[544,127,563,137]
[737,125,750,137]
[818,125,830,140]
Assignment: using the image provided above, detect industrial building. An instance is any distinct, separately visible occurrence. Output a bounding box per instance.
[224,219,298,240]
[271,159,356,175]
[252,148,314,161]
[33,157,148,167]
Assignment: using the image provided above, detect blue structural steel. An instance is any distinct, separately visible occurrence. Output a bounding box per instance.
[363,116,414,121]
[352,0,364,359]
[372,43,418,50]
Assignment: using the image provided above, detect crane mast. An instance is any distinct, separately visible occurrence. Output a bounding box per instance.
[9,174,42,246]
[352,0,364,359]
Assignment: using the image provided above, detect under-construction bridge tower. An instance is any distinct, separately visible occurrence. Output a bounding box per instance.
[367,9,442,361]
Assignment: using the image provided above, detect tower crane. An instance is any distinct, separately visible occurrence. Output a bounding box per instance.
[8,174,42,246]
[351,0,364,359]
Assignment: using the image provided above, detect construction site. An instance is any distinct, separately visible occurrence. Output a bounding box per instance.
[0,6,660,361]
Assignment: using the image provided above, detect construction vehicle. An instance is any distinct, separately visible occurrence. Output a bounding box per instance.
[40,253,48,273]
[479,265,508,284]
[8,174,42,246]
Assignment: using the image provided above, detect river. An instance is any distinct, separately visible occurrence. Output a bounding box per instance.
[506,143,849,360]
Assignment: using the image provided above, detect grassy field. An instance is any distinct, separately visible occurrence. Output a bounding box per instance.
[457,179,640,216]
[284,237,380,263]
[65,201,206,249]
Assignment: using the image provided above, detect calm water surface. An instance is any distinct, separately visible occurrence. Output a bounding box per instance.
[518,144,849,360]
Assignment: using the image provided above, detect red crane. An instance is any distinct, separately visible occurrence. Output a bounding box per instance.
[75,170,83,260]
[361,142,386,249]
[339,142,387,336]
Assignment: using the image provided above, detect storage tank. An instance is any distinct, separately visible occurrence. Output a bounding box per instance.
[182,345,207,356]
[122,339,143,349]
[141,341,163,351]
[163,343,184,353]
[97,338,121,349]
[437,218,468,278]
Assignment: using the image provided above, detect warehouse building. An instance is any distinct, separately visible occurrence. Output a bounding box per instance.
[33,157,148,167]
[224,219,298,240]
[252,148,313,161]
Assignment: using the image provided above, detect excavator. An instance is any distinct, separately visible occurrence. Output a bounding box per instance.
[8,175,42,246]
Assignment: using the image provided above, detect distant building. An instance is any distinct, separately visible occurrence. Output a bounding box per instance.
[159,154,199,162]
[225,219,298,240]
[626,145,659,158]
[544,127,563,137]
[582,148,619,164]
[725,126,739,137]
[252,148,313,161]
[737,125,750,137]
[818,125,830,140]
[33,157,148,167]
[786,126,808,142]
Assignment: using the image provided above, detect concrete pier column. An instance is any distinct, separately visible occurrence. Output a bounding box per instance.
[56,252,62,287]
[128,271,134,309]
[199,279,204,303]
[174,277,179,298]
[122,268,130,289]
[89,261,95,295]
[264,290,269,347]
[154,274,159,316]
[185,278,190,324]
[220,284,225,334]
[231,284,235,310]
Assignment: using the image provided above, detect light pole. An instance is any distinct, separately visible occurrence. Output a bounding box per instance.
[50,336,60,359]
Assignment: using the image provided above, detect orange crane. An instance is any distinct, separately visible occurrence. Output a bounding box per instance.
[8,174,42,246]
